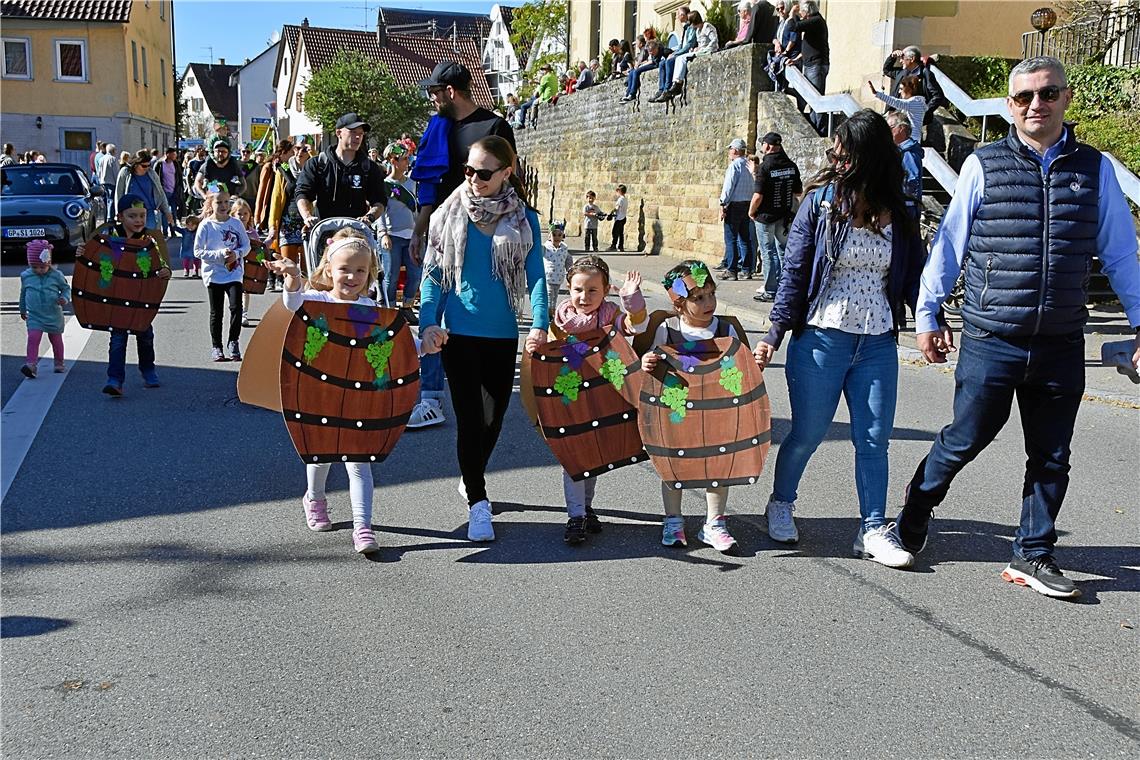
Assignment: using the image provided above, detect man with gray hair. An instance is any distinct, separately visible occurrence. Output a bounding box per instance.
[786,0,829,133]
[717,137,756,280]
[886,110,923,216]
[882,43,948,147]
[95,143,119,223]
[895,56,1140,599]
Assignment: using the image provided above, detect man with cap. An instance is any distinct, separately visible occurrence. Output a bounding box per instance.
[295,112,386,231]
[194,139,247,203]
[237,144,260,206]
[717,137,756,281]
[749,131,802,302]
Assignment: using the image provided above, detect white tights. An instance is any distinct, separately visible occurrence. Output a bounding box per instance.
[661,482,728,522]
[306,463,374,528]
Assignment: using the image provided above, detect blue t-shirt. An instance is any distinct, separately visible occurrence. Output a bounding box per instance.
[130,171,156,211]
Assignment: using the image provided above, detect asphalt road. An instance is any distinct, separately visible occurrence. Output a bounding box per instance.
[1,249,1137,758]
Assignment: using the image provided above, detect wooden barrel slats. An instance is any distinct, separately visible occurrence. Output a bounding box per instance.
[72,234,167,334]
[243,239,270,294]
[638,337,771,489]
[279,302,420,463]
[528,326,647,481]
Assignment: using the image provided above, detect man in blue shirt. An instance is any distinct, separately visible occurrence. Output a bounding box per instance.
[717,138,756,280]
[896,57,1140,599]
[886,111,922,217]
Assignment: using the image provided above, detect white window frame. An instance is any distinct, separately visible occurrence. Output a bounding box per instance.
[2,37,32,79]
[54,38,88,82]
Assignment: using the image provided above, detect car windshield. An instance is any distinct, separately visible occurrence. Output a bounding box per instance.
[1,167,84,197]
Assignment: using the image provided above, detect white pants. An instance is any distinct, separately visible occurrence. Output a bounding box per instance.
[306,462,374,527]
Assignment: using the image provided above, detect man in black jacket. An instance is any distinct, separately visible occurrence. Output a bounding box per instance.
[882,45,949,147]
[787,0,829,134]
[749,132,802,301]
[295,112,387,231]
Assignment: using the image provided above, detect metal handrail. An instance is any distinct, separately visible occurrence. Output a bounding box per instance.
[784,65,860,136]
[924,147,960,197]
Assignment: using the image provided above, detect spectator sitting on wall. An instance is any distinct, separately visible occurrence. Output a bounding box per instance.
[633,34,649,65]
[725,0,765,48]
[622,38,673,102]
[505,93,520,123]
[608,39,633,79]
[786,0,830,134]
[773,0,799,57]
[512,65,558,128]
[886,110,923,217]
[656,9,718,102]
[564,69,577,93]
[869,75,926,143]
[882,44,949,147]
[649,6,695,102]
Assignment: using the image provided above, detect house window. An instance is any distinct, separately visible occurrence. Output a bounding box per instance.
[284,57,289,77]
[142,45,148,86]
[186,75,195,87]
[295,92,303,112]
[2,38,31,79]
[131,41,138,81]
[159,1,164,20]
[160,57,166,94]
[63,130,93,151]
[55,39,87,81]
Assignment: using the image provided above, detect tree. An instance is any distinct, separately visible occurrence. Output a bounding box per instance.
[301,50,431,142]
[172,64,186,142]
[510,0,569,72]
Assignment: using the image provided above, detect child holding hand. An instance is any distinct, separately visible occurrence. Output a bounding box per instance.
[554,255,648,544]
[19,240,70,378]
[542,221,570,318]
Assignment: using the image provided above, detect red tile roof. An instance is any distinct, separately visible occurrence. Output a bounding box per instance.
[377,7,491,41]
[0,0,132,22]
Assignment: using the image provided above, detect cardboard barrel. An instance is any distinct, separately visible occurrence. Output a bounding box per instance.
[243,239,270,294]
[529,327,647,481]
[72,233,167,334]
[280,302,420,463]
[638,337,771,489]
[237,298,293,412]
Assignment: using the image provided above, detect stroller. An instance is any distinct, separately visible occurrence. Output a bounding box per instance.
[304,216,390,306]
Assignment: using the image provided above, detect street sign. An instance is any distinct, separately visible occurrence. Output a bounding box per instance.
[250,118,272,144]
[179,138,205,150]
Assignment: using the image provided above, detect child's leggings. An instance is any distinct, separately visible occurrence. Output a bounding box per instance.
[563,471,597,518]
[306,462,374,527]
[27,329,64,366]
[661,482,728,521]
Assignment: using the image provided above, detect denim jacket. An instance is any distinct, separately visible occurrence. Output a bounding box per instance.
[761,184,930,348]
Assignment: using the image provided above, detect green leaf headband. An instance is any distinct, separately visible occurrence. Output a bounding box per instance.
[206,180,229,195]
[663,262,711,302]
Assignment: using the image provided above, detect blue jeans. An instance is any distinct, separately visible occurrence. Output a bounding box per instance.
[658,57,678,92]
[772,327,899,531]
[754,219,788,295]
[904,327,1084,559]
[721,209,755,274]
[107,326,156,384]
[380,237,421,308]
[626,61,656,97]
[419,352,444,401]
[803,62,830,133]
[102,184,116,223]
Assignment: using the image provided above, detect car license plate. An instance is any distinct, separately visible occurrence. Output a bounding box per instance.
[4,227,46,238]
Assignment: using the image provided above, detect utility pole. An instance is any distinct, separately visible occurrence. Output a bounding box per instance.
[341,0,375,30]
[202,46,214,65]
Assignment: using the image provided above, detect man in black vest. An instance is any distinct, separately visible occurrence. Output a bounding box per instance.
[897,56,1140,599]
[295,112,387,231]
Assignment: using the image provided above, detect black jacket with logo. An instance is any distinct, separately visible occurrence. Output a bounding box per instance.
[294,147,386,220]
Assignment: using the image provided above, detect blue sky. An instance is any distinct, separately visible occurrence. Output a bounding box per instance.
[174,0,496,69]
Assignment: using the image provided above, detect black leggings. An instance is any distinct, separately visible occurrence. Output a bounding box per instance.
[207,281,243,348]
[440,334,518,506]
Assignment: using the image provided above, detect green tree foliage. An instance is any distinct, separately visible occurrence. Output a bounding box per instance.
[302,50,430,141]
[702,0,735,47]
[510,0,568,71]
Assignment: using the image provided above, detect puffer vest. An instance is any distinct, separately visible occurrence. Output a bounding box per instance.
[961,126,1101,336]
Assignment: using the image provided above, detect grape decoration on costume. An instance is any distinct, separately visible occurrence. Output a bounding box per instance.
[303,315,330,364]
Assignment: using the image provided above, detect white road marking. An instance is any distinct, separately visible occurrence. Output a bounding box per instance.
[1,317,94,502]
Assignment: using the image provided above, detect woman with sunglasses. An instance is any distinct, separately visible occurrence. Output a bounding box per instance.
[266,141,309,275]
[113,149,173,233]
[754,109,927,569]
[419,136,548,542]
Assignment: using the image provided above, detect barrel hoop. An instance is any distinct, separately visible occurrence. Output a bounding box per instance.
[296,305,406,349]
[643,430,771,459]
[540,408,639,438]
[658,338,742,376]
[282,408,410,432]
[282,348,419,391]
[76,257,160,281]
[530,328,621,361]
[640,381,767,410]
[294,451,393,464]
[663,475,762,489]
[566,449,651,481]
[73,289,160,310]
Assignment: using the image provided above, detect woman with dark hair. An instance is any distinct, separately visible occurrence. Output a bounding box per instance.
[754,109,927,569]
[266,140,308,273]
[419,135,548,542]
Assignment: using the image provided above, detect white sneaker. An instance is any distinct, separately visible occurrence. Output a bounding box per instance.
[467,500,495,542]
[855,523,914,569]
[764,498,799,543]
[407,398,445,429]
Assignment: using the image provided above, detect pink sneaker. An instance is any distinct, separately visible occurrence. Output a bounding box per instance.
[302,494,332,531]
[353,525,379,554]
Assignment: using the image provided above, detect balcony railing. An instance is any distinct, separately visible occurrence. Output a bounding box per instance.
[1021,3,1140,67]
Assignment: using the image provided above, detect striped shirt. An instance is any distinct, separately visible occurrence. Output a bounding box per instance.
[875,91,927,140]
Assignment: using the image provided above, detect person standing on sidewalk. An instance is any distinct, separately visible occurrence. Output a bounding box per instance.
[606,184,628,252]
[896,57,1140,599]
[157,147,181,234]
[95,143,119,223]
[717,138,755,280]
[750,132,802,302]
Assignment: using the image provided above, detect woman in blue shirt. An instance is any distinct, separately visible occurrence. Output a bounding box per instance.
[420,136,548,542]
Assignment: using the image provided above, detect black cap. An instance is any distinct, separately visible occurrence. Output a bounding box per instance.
[420,61,471,90]
[760,131,783,146]
[334,113,371,132]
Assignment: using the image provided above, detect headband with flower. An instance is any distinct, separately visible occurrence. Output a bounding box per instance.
[205,180,230,195]
[663,262,711,302]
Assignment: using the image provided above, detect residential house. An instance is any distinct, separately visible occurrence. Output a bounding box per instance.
[273,23,305,142]
[230,42,280,148]
[0,0,175,165]
[483,3,566,102]
[376,6,492,41]
[179,61,239,141]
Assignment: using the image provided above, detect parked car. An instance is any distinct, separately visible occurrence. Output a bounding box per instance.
[0,163,105,261]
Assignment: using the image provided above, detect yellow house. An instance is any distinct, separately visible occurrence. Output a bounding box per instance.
[0,0,175,167]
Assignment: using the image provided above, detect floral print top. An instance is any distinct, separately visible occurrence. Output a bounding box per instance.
[807,224,894,335]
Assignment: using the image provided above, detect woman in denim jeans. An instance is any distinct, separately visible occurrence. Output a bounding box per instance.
[753,110,927,568]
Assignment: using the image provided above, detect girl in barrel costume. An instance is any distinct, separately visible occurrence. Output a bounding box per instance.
[553,255,648,544]
[266,228,387,555]
[641,260,761,553]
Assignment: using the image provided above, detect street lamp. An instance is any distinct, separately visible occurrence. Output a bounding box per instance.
[1031,7,1058,57]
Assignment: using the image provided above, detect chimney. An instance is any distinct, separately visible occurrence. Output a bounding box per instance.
[219,57,226,65]
[376,9,386,47]
[301,17,309,27]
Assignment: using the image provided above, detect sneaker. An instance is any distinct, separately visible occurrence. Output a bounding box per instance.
[713,264,728,272]
[353,525,380,554]
[407,399,445,429]
[20,364,36,379]
[698,515,738,553]
[1001,555,1080,599]
[752,292,775,302]
[742,271,754,280]
[211,346,229,363]
[467,499,495,542]
[102,381,123,397]
[854,524,914,569]
[718,270,738,281]
[584,506,603,534]
[895,496,931,554]
[661,516,687,547]
[142,370,161,388]
[564,516,587,545]
[764,498,799,543]
[241,315,252,328]
[54,362,66,373]
[302,494,333,532]
[228,340,242,362]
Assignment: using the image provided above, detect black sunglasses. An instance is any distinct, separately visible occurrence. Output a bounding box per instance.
[825,147,850,164]
[463,163,505,181]
[1009,85,1065,106]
